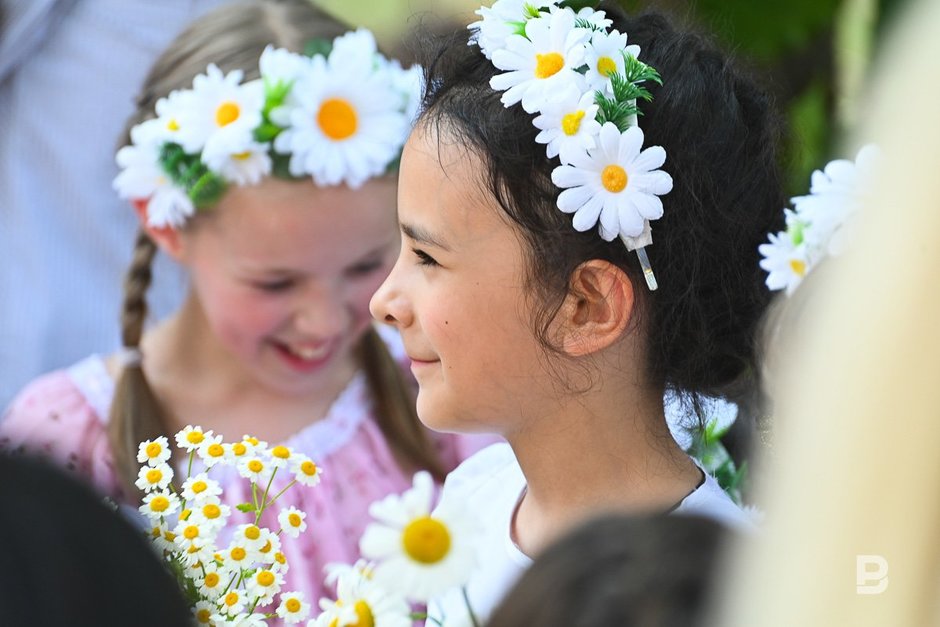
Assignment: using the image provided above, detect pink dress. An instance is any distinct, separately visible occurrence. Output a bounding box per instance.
[0,344,496,620]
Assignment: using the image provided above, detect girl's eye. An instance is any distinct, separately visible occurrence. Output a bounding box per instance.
[346,260,384,277]
[254,279,294,293]
[412,248,439,267]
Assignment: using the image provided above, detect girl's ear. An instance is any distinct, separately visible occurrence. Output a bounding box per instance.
[132,198,184,260]
[556,259,635,357]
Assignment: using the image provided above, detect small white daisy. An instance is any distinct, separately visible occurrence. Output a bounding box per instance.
[148,521,176,553]
[533,87,601,163]
[583,28,641,92]
[575,6,613,31]
[237,456,270,483]
[175,64,264,156]
[202,135,272,185]
[255,528,281,564]
[217,589,247,615]
[196,433,228,468]
[197,563,231,601]
[135,462,174,492]
[758,230,810,295]
[136,436,171,466]
[277,506,307,539]
[189,497,231,530]
[113,143,195,229]
[468,0,559,60]
[275,591,310,624]
[313,566,410,627]
[233,523,267,551]
[552,122,673,240]
[359,471,480,602]
[247,568,284,602]
[292,454,322,487]
[140,490,181,520]
[223,542,254,570]
[192,600,215,625]
[175,425,211,452]
[489,8,591,114]
[268,444,295,469]
[181,473,223,502]
[259,45,311,86]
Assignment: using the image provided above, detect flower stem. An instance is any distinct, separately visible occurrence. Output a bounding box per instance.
[463,587,481,627]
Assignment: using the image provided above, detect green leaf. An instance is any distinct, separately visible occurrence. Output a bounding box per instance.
[236,503,256,513]
[304,38,333,59]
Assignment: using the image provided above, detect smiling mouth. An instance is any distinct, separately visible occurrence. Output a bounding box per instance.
[283,342,332,361]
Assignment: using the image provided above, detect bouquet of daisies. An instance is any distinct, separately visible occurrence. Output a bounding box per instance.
[136,427,322,625]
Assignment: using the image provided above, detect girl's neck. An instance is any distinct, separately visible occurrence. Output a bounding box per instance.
[137,294,357,443]
[509,382,701,556]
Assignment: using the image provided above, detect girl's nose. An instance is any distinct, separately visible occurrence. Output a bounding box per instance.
[370,268,412,328]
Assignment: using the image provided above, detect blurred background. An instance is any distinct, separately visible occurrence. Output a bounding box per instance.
[313,0,911,195]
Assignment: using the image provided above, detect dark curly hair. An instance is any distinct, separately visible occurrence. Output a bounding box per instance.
[414,4,785,410]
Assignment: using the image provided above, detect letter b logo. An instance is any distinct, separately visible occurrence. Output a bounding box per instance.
[856,555,889,595]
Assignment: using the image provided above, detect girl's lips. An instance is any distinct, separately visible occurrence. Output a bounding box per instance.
[272,339,337,372]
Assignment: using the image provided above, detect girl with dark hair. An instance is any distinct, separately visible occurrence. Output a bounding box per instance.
[369,0,782,622]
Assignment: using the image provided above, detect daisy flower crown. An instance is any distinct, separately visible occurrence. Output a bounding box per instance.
[471,0,674,290]
[759,145,878,295]
[114,29,421,229]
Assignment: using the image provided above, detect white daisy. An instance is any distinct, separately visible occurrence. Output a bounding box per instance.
[133,89,192,148]
[202,135,272,185]
[259,45,311,86]
[489,8,591,114]
[217,613,267,627]
[271,549,289,574]
[237,456,270,483]
[533,88,601,163]
[292,454,322,487]
[175,425,211,452]
[552,122,673,240]
[359,471,480,602]
[275,591,310,624]
[273,30,409,188]
[140,490,181,520]
[113,143,195,229]
[135,462,174,492]
[228,439,252,462]
[758,230,810,295]
[174,64,264,156]
[197,563,231,601]
[575,6,612,31]
[189,497,231,530]
[468,0,559,60]
[268,444,295,469]
[583,28,641,93]
[217,589,247,615]
[148,521,176,553]
[136,436,171,466]
[196,433,228,468]
[233,523,267,552]
[192,600,215,625]
[314,566,410,627]
[241,435,269,456]
[181,473,223,502]
[247,568,284,601]
[255,528,281,564]
[223,541,254,570]
[277,506,307,539]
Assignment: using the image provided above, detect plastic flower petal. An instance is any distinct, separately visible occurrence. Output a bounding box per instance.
[583,28,641,92]
[359,471,480,602]
[552,123,673,240]
[489,8,591,113]
[468,0,560,60]
[759,230,810,295]
[113,143,195,228]
[533,88,601,163]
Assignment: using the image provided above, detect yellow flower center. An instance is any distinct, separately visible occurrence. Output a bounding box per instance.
[248,460,264,473]
[207,443,224,458]
[257,571,275,587]
[163,530,177,542]
[286,598,302,613]
[186,431,204,445]
[145,468,162,483]
[245,436,259,446]
[275,552,287,565]
[402,516,451,564]
[231,547,247,561]
[224,592,240,607]
[317,98,358,140]
[167,118,180,132]
[192,481,207,494]
[260,540,272,554]
[789,259,807,276]
[596,55,617,77]
[150,496,170,512]
[329,601,374,627]
[245,525,261,540]
[196,608,211,624]
[183,525,199,540]
[288,513,302,527]
[145,442,162,458]
[215,101,241,127]
[203,504,221,519]
[232,151,252,161]
[204,573,220,588]
[187,544,200,554]
[180,508,192,521]
[562,110,585,136]
[601,164,629,193]
[150,526,161,539]
[232,442,247,456]
[300,460,318,476]
[272,445,291,460]
[535,52,565,79]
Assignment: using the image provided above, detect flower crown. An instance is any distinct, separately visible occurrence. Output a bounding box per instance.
[114,29,421,229]
[759,145,878,295]
[471,0,673,290]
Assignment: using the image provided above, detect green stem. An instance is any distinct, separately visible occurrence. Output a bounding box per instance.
[262,479,296,509]
[463,587,481,627]
[255,468,279,524]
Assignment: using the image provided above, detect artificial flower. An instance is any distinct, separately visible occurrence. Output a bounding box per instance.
[469,0,560,60]
[759,230,810,295]
[552,123,673,240]
[533,88,601,163]
[175,65,264,156]
[113,143,195,229]
[583,28,641,92]
[489,8,591,113]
